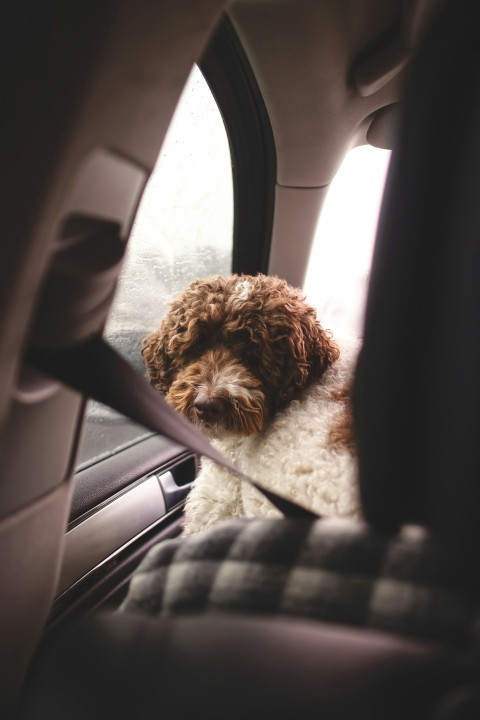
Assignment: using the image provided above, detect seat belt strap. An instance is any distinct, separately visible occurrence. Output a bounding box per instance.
[28,337,317,520]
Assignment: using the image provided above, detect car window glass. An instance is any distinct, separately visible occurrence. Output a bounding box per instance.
[77,65,234,470]
[304,145,391,338]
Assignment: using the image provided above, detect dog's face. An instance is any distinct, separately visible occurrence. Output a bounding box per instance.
[141,274,339,436]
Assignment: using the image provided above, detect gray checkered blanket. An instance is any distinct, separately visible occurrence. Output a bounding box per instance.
[120,517,480,649]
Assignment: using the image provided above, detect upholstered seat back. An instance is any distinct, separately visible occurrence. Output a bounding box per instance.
[355,0,480,591]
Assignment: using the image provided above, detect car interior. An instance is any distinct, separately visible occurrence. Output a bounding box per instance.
[2,0,480,716]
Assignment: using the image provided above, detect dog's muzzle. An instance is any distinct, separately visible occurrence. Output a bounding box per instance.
[167,347,267,434]
[193,393,226,426]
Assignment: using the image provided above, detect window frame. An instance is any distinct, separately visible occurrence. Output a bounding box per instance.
[200,16,277,275]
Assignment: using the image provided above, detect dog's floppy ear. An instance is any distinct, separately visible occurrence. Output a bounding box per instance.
[141,323,173,393]
[276,311,339,406]
[141,281,205,392]
[239,275,340,411]
[141,277,218,392]
[302,314,340,379]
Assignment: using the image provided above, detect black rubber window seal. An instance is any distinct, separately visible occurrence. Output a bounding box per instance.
[200,16,277,276]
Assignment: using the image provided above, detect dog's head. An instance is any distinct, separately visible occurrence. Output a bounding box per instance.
[141,274,339,436]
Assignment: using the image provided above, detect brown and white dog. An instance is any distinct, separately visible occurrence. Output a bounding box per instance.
[142,274,360,534]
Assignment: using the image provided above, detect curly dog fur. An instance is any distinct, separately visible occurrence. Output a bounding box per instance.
[142,273,359,535]
[142,273,340,436]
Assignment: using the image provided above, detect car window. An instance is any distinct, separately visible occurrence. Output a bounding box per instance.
[304,145,391,338]
[77,65,234,469]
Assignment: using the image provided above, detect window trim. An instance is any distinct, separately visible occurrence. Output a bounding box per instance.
[200,16,277,275]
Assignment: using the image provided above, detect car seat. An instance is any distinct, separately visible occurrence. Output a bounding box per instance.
[14,0,480,717]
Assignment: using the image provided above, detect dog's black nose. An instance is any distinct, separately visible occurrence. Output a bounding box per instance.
[194,394,225,423]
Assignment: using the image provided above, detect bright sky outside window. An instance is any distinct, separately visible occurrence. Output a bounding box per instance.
[304,145,391,338]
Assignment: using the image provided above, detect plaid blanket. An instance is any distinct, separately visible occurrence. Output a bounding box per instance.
[120,517,480,649]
